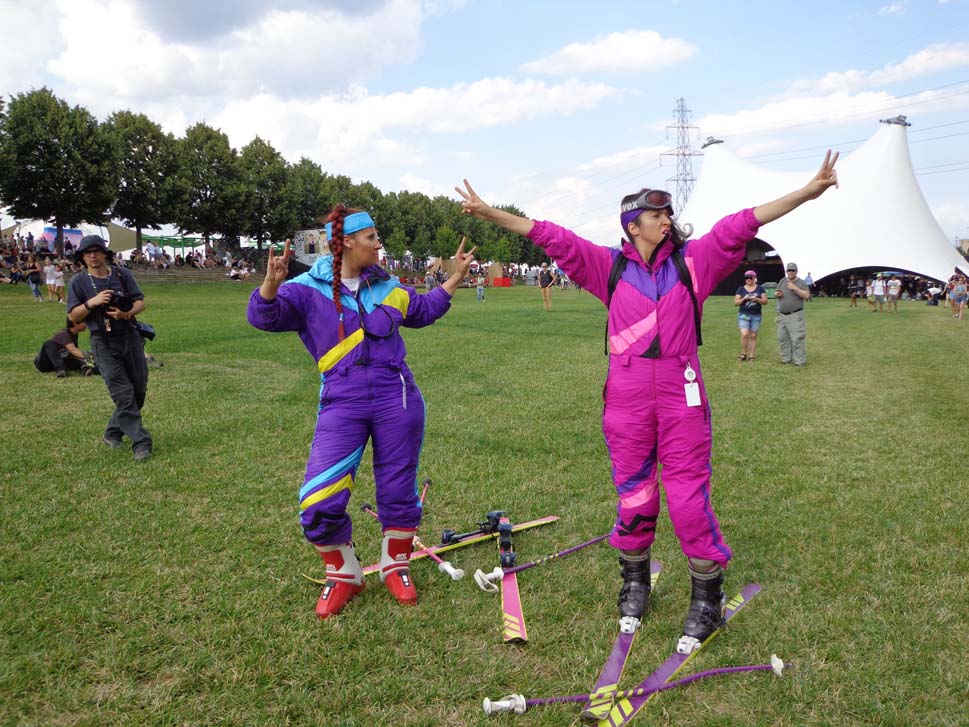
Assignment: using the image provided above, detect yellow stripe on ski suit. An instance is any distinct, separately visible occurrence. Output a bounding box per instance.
[317,329,364,373]
[300,473,353,512]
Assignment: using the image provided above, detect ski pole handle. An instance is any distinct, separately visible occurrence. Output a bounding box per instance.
[482,694,526,715]
[473,567,503,593]
[473,534,610,592]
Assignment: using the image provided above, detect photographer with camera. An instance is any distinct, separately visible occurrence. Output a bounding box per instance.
[67,235,153,461]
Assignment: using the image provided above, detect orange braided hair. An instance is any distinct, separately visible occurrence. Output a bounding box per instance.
[324,204,365,341]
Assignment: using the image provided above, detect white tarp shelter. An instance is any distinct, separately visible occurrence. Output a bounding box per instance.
[681,121,968,282]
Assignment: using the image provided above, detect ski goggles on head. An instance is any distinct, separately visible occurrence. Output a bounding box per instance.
[620,189,673,214]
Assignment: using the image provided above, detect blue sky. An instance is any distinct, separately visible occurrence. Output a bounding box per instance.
[2,0,967,247]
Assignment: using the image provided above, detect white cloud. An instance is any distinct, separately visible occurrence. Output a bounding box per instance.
[577,144,671,173]
[0,1,61,93]
[878,1,908,15]
[696,88,969,141]
[521,30,696,75]
[204,77,618,175]
[45,0,423,111]
[399,173,452,197]
[933,200,969,241]
[789,43,969,96]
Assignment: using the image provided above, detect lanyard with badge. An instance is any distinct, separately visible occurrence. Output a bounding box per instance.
[684,362,701,407]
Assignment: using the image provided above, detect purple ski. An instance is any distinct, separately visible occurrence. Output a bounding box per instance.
[580,561,663,721]
[597,582,762,727]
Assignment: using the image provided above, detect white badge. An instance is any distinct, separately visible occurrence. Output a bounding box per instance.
[684,382,701,407]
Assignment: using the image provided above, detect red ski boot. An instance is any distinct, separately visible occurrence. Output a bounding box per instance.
[314,543,364,619]
[380,528,418,605]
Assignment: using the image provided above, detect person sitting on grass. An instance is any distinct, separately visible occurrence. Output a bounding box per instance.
[247,205,477,620]
[33,318,97,378]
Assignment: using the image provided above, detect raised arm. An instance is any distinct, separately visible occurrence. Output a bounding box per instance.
[753,151,839,225]
[455,179,534,236]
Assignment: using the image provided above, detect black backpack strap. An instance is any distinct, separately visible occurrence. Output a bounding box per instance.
[670,248,702,347]
[604,251,629,355]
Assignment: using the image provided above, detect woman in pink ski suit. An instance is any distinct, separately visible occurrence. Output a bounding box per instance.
[456,151,838,648]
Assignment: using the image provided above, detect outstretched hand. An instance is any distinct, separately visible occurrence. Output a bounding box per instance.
[803,150,839,200]
[455,179,492,219]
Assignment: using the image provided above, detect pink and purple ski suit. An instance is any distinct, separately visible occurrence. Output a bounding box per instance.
[527,208,761,567]
[247,256,453,547]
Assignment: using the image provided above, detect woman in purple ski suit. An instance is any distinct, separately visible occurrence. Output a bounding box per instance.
[456,151,838,649]
[247,205,477,619]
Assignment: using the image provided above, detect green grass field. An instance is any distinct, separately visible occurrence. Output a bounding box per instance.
[1,281,966,727]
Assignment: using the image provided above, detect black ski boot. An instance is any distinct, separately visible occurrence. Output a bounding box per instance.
[617,551,651,627]
[677,562,725,654]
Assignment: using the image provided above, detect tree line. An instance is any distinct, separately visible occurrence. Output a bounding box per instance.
[0,88,551,268]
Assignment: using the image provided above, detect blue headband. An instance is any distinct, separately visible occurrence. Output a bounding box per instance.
[325,211,375,241]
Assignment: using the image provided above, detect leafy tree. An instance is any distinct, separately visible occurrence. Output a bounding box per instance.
[432,224,460,262]
[0,88,118,256]
[175,122,242,246]
[285,157,327,229]
[320,173,353,210]
[382,228,409,263]
[237,136,291,248]
[104,110,181,249]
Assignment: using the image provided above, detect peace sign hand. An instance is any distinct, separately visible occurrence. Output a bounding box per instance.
[803,150,839,200]
[454,179,493,219]
[452,237,478,278]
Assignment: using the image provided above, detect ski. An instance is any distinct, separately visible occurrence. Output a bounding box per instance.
[498,516,527,643]
[597,582,762,727]
[301,515,559,584]
[579,561,663,721]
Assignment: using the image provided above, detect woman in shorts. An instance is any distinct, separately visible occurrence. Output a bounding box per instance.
[733,270,767,361]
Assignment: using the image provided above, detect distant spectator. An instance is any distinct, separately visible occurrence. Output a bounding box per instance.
[24,254,44,302]
[951,274,967,320]
[53,263,66,304]
[871,273,886,312]
[734,270,767,362]
[44,256,59,302]
[887,275,902,312]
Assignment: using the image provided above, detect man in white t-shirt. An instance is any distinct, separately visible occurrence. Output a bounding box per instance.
[871,273,887,312]
[886,275,902,311]
[143,241,156,267]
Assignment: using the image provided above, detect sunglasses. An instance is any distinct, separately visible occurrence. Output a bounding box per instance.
[620,189,673,213]
[744,275,755,279]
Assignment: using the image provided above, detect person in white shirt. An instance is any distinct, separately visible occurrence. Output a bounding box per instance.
[871,273,887,312]
[886,275,902,312]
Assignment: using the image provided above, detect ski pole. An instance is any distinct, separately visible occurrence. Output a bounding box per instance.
[482,655,789,715]
[360,503,465,581]
[474,533,610,593]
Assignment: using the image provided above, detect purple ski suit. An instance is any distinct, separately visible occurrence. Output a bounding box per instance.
[527,208,761,567]
[247,256,453,546]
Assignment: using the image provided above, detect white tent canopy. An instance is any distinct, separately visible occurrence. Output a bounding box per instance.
[680,122,968,282]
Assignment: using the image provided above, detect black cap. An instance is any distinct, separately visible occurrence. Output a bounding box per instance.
[75,235,111,264]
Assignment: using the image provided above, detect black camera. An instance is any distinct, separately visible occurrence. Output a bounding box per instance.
[109,292,134,312]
